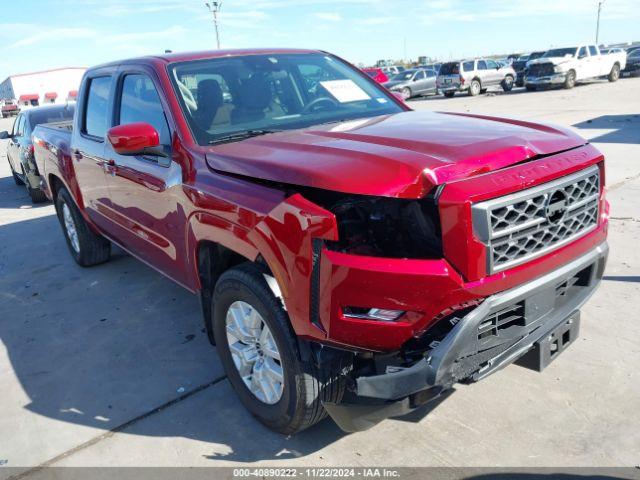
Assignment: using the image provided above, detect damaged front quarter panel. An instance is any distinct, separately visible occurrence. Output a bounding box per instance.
[248,193,339,340]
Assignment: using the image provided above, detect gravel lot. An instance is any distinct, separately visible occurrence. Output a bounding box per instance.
[1,79,639,473]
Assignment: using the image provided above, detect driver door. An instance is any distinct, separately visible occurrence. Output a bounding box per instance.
[101,68,189,286]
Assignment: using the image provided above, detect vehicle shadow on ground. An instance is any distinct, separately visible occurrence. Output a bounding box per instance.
[0,212,449,463]
[573,114,640,144]
[603,275,640,283]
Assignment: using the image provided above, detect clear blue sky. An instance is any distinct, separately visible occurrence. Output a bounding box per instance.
[1,0,638,78]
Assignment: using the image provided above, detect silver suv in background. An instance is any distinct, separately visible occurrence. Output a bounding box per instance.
[437,58,516,97]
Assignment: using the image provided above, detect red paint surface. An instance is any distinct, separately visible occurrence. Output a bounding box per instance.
[33,49,608,352]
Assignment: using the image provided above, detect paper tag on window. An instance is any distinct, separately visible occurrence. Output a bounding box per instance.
[320,80,371,103]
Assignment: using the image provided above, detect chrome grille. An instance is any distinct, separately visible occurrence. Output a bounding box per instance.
[472,166,600,273]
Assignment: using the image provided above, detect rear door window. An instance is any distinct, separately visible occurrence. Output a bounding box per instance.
[477,60,487,70]
[117,74,170,146]
[83,76,112,138]
[462,61,475,72]
[12,115,24,137]
[589,45,598,56]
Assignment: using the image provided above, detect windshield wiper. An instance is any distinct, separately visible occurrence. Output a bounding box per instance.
[208,129,282,145]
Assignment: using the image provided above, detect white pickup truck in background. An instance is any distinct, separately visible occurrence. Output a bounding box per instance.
[524,44,627,90]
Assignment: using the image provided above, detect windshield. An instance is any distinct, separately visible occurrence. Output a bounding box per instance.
[629,49,640,58]
[530,51,546,60]
[544,48,577,58]
[391,70,416,81]
[517,55,530,61]
[170,53,402,145]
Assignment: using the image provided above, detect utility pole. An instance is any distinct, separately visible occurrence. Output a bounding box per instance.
[205,2,222,49]
[595,0,605,45]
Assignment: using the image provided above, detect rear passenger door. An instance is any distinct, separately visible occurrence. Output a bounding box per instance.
[73,73,115,231]
[101,68,189,285]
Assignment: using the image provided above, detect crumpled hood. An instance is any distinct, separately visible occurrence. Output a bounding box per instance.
[205,110,586,199]
[528,56,573,67]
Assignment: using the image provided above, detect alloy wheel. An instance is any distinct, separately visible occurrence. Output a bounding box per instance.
[225,300,284,404]
[62,203,80,253]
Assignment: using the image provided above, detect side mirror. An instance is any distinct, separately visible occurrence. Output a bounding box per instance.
[107,123,165,157]
[0,130,9,140]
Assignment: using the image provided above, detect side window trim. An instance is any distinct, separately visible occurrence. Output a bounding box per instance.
[115,68,172,144]
[81,75,112,143]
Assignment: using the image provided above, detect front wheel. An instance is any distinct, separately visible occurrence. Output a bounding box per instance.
[502,75,514,92]
[55,187,111,266]
[608,64,620,82]
[213,264,348,434]
[563,70,576,89]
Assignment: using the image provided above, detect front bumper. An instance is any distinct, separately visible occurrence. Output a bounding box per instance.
[525,72,566,85]
[324,242,608,432]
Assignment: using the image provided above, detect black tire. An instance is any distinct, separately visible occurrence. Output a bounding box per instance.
[212,264,348,434]
[525,85,537,91]
[468,79,481,96]
[563,70,576,89]
[27,185,48,203]
[401,87,412,100]
[9,162,24,185]
[443,91,455,98]
[55,187,111,266]
[608,63,620,82]
[502,75,514,92]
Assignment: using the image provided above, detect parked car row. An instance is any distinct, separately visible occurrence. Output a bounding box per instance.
[364,43,634,100]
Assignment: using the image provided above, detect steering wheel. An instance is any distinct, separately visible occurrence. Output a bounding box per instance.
[302,96,339,114]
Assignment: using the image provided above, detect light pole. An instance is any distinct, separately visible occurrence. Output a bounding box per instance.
[205,2,222,49]
[595,0,605,45]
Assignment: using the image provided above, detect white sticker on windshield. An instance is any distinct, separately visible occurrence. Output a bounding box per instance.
[320,80,371,103]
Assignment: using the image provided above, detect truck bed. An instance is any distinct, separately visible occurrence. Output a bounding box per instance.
[32,121,74,194]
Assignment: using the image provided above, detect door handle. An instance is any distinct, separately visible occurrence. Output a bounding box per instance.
[73,150,83,160]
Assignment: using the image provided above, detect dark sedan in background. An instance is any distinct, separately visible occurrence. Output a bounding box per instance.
[623,48,640,75]
[1,104,75,202]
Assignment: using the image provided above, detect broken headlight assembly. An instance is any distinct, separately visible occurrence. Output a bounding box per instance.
[323,194,443,259]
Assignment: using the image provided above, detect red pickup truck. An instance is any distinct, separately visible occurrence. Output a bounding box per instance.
[33,49,609,434]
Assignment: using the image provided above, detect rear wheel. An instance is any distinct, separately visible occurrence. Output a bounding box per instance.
[8,161,24,185]
[213,264,348,434]
[401,87,412,100]
[27,184,47,203]
[563,70,576,89]
[608,63,620,82]
[468,79,481,96]
[55,187,111,266]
